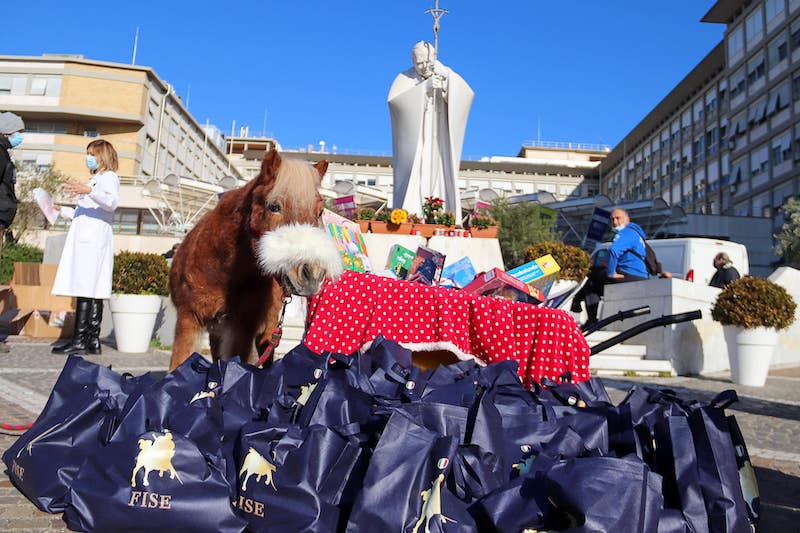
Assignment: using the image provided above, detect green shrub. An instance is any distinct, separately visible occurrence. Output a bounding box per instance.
[112,251,170,296]
[374,209,391,223]
[357,207,375,220]
[0,242,44,284]
[711,276,797,330]
[523,241,591,281]
[436,211,456,226]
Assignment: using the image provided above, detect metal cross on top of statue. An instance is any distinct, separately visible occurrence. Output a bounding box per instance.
[425,0,449,55]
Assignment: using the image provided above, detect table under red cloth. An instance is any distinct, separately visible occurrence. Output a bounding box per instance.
[304,271,590,386]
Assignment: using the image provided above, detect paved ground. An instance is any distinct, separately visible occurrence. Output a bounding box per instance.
[0,337,798,532]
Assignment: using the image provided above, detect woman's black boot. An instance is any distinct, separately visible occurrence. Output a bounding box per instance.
[86,298,103,355]
[52,297,91,354]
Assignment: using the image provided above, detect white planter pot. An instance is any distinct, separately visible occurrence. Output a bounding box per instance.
[109,294,163,353]
[725,326,779,387]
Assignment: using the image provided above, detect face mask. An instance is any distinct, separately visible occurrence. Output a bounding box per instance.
[611,224,626,233]
[7,132,23,148]
[86,154,99,170]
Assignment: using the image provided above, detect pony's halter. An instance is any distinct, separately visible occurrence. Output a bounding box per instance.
[255,293,292,368]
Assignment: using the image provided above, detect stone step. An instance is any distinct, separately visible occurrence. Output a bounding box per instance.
[589,354,675,376]
[586,342,647,357]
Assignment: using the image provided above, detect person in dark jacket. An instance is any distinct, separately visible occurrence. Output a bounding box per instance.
[0,112,24,255]
[709,252,740,289]
[0,112,24,354]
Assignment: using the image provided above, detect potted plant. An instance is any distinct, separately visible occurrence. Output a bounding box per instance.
[386,208,412,234]
[469,208,499,238]
[435,210,456,228]
[422,196,444,224]
[356,207,375,233]
[370,208,392,233]
[711,276,797,386]
[109,251,170,353]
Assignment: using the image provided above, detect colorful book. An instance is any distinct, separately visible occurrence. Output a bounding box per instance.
[407,246,446,285]
[321,209,372,273]
[385,244,416,280]
[441,256,477,288]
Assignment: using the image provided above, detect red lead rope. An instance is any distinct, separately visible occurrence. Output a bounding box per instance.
[256,295,292,368]
[1,422,33,432]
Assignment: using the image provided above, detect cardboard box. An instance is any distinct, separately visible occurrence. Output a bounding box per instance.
[385,244,416,280]
[0,309,75,338]
[441,256,477,288]
[13,263,59,287]
[462,268,543,304]
[10,285,74,312]
[506,254,561,299]
[407,246,446,285]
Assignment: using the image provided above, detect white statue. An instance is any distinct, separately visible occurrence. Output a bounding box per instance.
[388,41,474,224]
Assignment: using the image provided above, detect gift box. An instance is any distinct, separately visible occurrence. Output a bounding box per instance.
[461,268,542,304]
[506,254,561,299]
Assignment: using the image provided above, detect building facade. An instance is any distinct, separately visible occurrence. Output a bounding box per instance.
[0,54,241,251]
[601,0,800,236]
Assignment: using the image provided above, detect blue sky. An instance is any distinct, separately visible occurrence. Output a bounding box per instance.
[4,1,724,159]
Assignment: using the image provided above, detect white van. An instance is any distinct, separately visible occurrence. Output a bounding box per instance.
[592,237,749,285]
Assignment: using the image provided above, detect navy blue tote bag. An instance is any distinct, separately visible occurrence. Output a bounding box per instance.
[2,355,155,513]
[232,422,362,532]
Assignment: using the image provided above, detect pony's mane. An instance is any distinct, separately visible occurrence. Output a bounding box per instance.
[267,157,320,212]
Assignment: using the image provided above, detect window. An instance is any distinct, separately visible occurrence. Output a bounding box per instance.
[771,130,793,165]
[766,0,785,22]
[25,122,67,134]
[728,24,745,62]
[28,77,61,97]
[792,18,800,50]
[747,96,767,125]
[731,156,749,186]
[746,52,766,85]
[767,80,792,114]
[794,70,800,101]
[730,67,746,98]
[750,144,769,178]
[83,127,98,138]
[746,8,764,45]
[768,32,789,66]
[112,209,140,234]
[729,111,747,148]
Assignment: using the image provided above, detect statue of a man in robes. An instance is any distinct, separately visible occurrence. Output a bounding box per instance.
[388,41,474,224]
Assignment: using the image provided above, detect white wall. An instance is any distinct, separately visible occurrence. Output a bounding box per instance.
[601,270,800,375]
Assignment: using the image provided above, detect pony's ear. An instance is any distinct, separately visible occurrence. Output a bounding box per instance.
[313,160,329,179]
[261,149,282,177]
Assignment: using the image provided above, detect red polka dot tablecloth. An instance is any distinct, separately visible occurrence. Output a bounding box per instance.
[304,271,590,387]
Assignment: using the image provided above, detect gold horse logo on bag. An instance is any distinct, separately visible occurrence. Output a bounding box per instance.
[239,447,277,491]
[131,430,182,487]
[411,473,455,533]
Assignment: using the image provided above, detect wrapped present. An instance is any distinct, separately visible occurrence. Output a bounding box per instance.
[507,253,561,299]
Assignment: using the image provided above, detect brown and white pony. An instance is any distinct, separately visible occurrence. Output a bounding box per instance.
[168,149,342,370]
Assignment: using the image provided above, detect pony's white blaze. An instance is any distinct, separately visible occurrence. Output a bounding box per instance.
[256,223,343,295]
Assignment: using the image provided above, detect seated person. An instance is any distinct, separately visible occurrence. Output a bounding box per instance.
[709,252,740,288]
[571,208,651,324]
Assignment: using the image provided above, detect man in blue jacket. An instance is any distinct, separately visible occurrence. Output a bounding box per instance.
[571,208,649,325]
[606,208,649,281]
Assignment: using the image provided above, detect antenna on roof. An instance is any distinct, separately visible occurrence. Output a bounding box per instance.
[131,26,139,65]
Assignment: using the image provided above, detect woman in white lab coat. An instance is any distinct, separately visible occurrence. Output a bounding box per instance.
[51,139,119,355]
